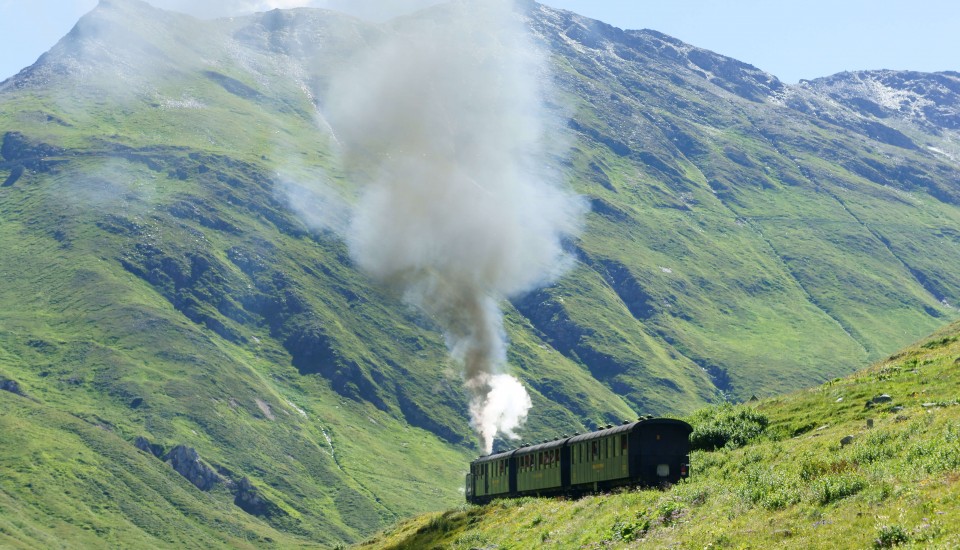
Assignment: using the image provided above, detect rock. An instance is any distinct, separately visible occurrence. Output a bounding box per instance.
[2,165,24,187]
[134,436,164,458]
[234,477,285,518]
[891,406,904,412]
[866,419,874,428]
[0,378,26,396]
[164,445,222,491]
[872,394,893,404]
[840,435,855,447]
[895,415,909,422]
[836,397,844,402]
[922,402,938,408]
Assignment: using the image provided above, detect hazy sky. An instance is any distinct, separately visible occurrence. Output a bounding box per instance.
[0,1,957,83]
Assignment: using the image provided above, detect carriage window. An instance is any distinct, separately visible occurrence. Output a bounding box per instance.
[621,435,628,453]
[592,441,598,459]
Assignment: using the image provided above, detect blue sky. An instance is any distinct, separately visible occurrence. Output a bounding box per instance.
[0,1,957,83]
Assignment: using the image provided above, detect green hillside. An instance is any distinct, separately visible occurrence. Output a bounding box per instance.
[1,0,959,546]
[360,320,960,549]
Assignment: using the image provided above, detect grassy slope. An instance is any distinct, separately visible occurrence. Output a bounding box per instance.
[361,320,960,549]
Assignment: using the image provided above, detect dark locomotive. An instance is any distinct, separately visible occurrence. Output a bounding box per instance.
[465,418,691,503]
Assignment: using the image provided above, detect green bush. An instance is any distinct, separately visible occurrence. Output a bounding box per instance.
[811,474,867,505]
[610,512,650,542]
[873,524,909,548]
[689,404,770,451]
[738,466,801,510]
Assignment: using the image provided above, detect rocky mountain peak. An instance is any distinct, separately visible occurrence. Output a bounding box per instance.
[802,70,960,133]
[528,4,784,104]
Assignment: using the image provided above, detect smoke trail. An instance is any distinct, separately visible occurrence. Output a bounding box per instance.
[324,0,582,454]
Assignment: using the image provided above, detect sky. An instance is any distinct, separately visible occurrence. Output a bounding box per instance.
[0,0,957,84]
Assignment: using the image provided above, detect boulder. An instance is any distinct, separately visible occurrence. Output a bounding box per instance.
[840,435,855,447]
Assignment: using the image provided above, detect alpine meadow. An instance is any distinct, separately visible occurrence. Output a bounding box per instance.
[1,0,959,548]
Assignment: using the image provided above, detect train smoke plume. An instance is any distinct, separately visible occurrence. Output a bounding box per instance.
[324,0,582,454]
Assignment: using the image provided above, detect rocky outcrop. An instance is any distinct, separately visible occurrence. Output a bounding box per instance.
[163,445,223,491]
[234,477,285,518]
[805,70,960,132]
[134,436,164,458]
[0,377,26,397]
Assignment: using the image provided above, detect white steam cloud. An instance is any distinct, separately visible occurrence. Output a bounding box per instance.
[322,0,583,454]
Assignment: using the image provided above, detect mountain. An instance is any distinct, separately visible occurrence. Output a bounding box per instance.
[0,0,958,546]
[362,319,960,548]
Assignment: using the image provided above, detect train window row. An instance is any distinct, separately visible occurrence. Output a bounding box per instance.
[572,435,628,464]
[473,434,631,475]
[519,449,560,470]
[473,459,508,477]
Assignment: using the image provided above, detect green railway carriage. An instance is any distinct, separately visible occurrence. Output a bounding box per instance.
[514,439,566,494]
[466,449,515,502]
[568,418,691,492]
[466,418,691,504]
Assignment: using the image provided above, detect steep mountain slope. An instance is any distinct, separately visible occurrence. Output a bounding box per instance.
[0,0,958,546]
[522,9,959,402]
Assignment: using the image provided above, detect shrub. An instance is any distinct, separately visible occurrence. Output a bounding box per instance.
[849,430,898,464]
[738,466,801,510]
[689,404,769,451]
[811,474,866,505]
[656,501,684,526]
[873,524,909,548]
[610,514,650,542]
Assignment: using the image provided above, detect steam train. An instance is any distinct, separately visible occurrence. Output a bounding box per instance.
[465,418,691,504]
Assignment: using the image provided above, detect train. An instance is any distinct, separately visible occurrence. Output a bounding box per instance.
[465,417,692,503]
